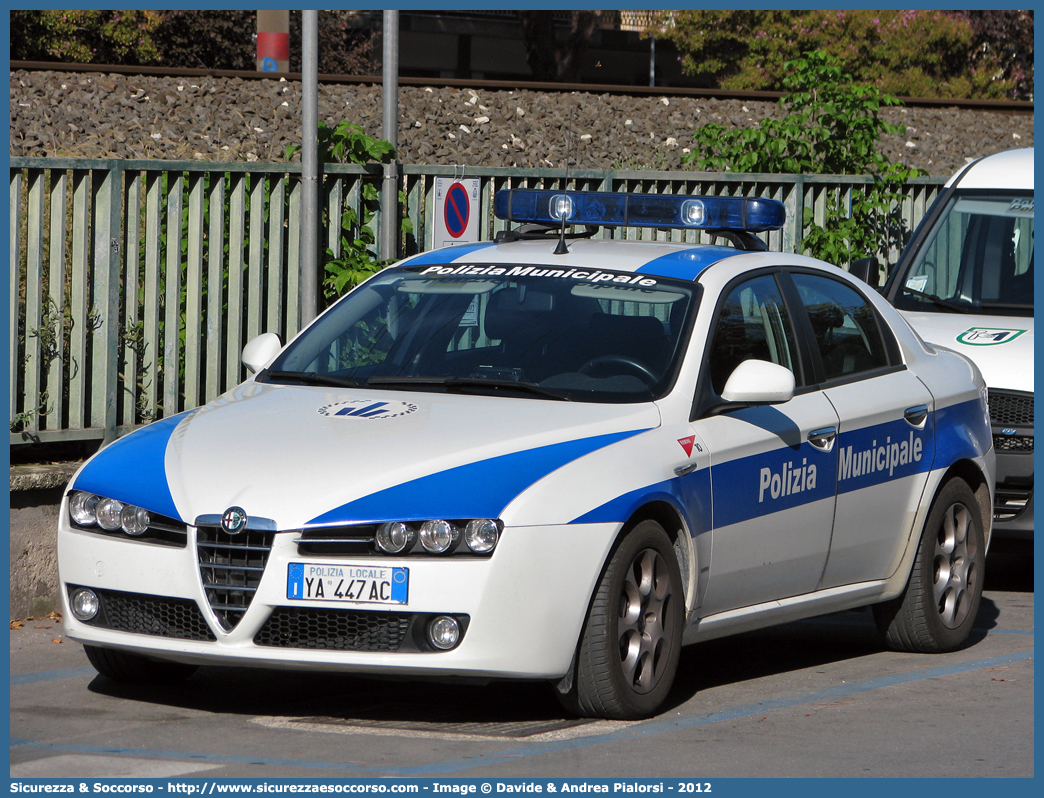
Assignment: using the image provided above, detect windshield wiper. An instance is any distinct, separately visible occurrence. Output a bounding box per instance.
[263,370,361,388]
[366,375,571,401]
[900,287,970,314]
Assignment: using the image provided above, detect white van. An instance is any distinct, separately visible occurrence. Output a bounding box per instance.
[882,148,1033,538]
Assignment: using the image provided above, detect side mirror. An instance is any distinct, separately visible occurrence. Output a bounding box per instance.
[721,360,795,405]
[242,333,283,374]
[850,257,880,288]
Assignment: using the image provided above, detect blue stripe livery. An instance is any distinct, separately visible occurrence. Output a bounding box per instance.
[568,397,988,531]
[835,415,934,496]
[636,247,740,281]
[712,440,838,528]
[72,412,191,521]
[571,468,712,540]
[307,428,651,526]
[935,397,992,467]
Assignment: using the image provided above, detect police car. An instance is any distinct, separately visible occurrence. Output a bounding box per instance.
[880,148,1032,538]
[58,189,994,720]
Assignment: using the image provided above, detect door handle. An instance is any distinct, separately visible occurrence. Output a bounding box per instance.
[674,463,700,477]
[807,427,837,453]
[904,405,929,430]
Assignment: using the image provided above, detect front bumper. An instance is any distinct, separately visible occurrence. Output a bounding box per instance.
[58,515,620,680]
[993,449,1033,538]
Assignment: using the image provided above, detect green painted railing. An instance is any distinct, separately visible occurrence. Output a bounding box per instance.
[10,157,945,447]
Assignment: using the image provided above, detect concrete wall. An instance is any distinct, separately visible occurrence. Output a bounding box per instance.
[9,465,76,618]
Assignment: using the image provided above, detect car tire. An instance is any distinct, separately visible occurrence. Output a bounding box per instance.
[84,645,198,684]
[873,478,985,652]
[557,519,684,719]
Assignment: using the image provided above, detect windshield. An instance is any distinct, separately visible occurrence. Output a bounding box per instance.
[264,263,698,403]
[895,191,1033,317]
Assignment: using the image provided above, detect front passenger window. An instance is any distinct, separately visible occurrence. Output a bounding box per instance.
[708,275,800,395]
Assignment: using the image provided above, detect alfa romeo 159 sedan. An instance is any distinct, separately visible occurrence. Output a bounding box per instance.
[59,190,994,719]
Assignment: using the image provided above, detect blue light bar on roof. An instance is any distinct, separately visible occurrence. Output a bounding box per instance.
[493,189,786,232]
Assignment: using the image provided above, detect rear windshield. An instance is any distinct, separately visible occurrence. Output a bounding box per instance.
[265,264,698,403]
[895,191,1033,318]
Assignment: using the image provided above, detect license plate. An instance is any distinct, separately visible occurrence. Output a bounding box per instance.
[286,563,408,605]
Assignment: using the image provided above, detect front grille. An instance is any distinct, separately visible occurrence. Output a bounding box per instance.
[994,434,1034,452]
[989,391,1033,427]
[296,526,376,557]
[197,525,275,631]
[255,607,412,651]
[72,586,215,641]
[995,485,1033,521]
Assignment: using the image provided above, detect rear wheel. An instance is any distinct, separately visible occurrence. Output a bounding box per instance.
[873,478,985,652]
[84,645,198,684]
[557,520,684,719]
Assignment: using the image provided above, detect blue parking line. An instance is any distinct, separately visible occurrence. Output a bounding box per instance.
[10,666,97,685]
[10,649,1033,776]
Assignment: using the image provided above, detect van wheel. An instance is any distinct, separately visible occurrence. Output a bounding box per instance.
[557,520,683,719]
[873,478,985,652]
[84,645,198,684]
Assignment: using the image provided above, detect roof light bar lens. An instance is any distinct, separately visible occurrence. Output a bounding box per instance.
[681,199,706,226]
[550,194,574,221]
[493,189,785,232]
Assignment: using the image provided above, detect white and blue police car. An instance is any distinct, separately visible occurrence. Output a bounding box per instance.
[58,190,994,719]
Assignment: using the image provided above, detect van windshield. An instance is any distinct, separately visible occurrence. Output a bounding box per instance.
[263,264,697,403]
[895,191,1033,318]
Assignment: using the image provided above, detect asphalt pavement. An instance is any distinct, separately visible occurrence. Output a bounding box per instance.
[9,547,1033,780]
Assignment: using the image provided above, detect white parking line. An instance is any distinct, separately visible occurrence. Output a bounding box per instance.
[10,753,225,778]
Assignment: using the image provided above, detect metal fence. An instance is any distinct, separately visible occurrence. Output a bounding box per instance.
[10,156,945,448]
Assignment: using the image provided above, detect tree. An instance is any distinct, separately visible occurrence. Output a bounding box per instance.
[683,51,919,267]
[288,10,377,76]
[958,10,1034,100]
[653,9,1032,100]
[517,11,597,82]
[10,10,162,65]
[151,10,254,71]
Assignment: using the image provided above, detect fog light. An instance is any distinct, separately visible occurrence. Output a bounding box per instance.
[121,504,150,536]
[427,615,461,650]
[95,498,125,531]
[419,520,457,554]
[376,522,413,554]
[70,588,100,621]
[464,519,499,553]
[70,492,101,526]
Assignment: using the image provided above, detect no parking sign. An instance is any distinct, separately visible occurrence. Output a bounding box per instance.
[433,177,481,247]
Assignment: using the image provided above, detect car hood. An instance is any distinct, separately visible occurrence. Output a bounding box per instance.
[900,311,1033,394]
[71,382,660,529]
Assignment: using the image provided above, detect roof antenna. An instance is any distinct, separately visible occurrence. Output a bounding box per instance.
[554,107,575,255]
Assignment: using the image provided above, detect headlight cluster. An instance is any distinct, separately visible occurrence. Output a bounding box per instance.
[375,518,501,556]
[69,491,151,536]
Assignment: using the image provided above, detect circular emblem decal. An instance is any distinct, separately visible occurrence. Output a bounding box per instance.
[221,506,248,535]
[317,399,419,420]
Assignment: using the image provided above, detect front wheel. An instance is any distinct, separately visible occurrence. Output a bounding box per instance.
[873,478,985,652]
[557,519,684,719]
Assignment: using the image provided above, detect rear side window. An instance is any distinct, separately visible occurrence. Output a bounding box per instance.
[791,274,890,382]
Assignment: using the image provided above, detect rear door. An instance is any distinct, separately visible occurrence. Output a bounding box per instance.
[785,271,935,587]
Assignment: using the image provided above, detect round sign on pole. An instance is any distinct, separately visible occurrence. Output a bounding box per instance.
[443,182,471,239]
[433,177,480,247]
